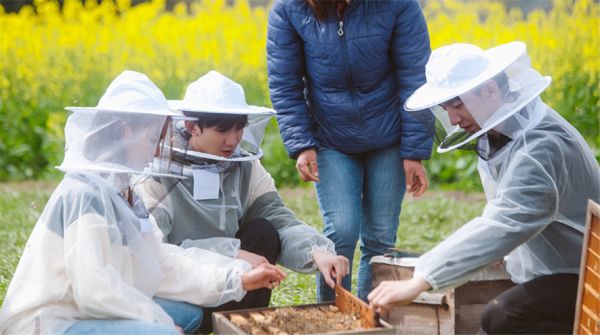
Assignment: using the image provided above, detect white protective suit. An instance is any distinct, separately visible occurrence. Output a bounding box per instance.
[407,43,600,289]
[0,71,252,335]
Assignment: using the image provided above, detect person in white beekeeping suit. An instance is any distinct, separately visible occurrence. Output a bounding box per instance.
[0,71,285,335]
[135,70,349,333]
[368,41,600,334]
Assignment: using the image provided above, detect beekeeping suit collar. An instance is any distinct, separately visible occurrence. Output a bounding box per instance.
[58,70,190,181]
[168,70,275,162]
[405,41,551,153]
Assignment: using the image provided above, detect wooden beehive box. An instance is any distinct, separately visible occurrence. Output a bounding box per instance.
[371,254,514,335]
[573,200,600,335]
[213,304,395,335]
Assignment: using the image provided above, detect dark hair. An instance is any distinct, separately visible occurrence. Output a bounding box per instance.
[474,72,519,101]
[305,0,336,21]
[183,112,248,132]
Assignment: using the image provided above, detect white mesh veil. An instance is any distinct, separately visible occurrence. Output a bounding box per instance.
[167,71,275,163]
[404,41,551,153]
[58,70,189,178]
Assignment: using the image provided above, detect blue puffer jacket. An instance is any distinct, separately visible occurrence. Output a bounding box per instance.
[267,0,434,159]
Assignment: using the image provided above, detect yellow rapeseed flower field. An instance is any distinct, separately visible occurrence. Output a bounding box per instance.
[0,0,598,185]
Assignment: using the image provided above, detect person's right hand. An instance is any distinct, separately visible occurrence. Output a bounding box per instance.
[237,249,269,269]
[241,263,287,291]
[368,276,431,313]
[296,149,319,182]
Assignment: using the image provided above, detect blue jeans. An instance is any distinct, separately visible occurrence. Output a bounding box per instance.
[315,145,405,302]
[64,297,203,334]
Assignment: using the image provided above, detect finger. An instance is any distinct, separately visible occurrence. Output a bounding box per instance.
[296,163,311,181]
[265,264,287,280]
[305,163,320,182]
[322,269,335,288]
[298,163,319,182]
[414,174,428,197]
[309,160,319,178]
[417,173,429,197]
[332,263,344,286]
[405,170,415,192]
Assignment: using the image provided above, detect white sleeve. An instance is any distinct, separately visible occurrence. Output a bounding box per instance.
[415,150,559,290]
[64,213,174,327]
[155,243,252,307]
[180,237,241,258]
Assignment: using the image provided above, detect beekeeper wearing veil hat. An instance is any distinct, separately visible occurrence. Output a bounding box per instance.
[0,70,285,335]
[368,41,599,334]
[136,70,349,333]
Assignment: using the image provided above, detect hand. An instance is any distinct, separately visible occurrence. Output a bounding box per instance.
[312,250,350,288]
[241,263,287,291]
[368,276,431,313]
[237,249,269,269]
[175,326,184,335]
[403,159,428,197]
[296,149,319,182]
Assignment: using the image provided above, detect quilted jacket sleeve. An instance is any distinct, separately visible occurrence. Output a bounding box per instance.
[267,0,318,159]
[391,0,434,160]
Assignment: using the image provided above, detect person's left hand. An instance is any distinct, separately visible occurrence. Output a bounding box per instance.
[312,250,350,288]
[368,276,431,312]
[241,263,287,291]
[403,159,428,197]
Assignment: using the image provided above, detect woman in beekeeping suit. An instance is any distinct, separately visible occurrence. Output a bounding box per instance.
[368,41,600,334]
[0,71,285,335]
[136,70,349,333]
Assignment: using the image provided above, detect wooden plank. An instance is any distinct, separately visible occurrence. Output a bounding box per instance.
[387,304,440,335]
[454,280,514,305]
[335,285,378,328]
[574,200,600,334]
[413,292,448,307]
[455,303,487,335]
[213,312,249,335]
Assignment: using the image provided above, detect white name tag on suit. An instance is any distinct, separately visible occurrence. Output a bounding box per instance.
[193,168,220,200]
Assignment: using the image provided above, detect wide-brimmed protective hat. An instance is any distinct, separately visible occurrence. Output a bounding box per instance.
[66,70,182,117]
[405,42,527,111]
[168,70,275,116]
[405,41,550,153]
[167,71,275,162]
[58,70,191,178]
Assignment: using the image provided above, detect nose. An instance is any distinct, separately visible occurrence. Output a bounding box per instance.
[224,131,241,146]
[447,108,462,126]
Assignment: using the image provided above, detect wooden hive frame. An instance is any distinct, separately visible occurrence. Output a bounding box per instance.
[573,200,600,335]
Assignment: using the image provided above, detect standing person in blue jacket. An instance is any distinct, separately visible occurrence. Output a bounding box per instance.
[266,0,434,302]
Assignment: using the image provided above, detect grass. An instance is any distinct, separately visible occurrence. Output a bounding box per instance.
[0,182,486,307]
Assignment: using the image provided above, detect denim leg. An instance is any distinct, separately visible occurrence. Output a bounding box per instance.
[154,297,203,334]
[357,145,405,301]
[315,147,363,302]
[64,319,179,335]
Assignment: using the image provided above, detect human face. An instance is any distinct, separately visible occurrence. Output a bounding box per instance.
[188,123,243,157]
[439,97,481,134]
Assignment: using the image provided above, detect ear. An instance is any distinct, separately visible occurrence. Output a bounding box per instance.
[482,80,501,103]
[184,120,196,133]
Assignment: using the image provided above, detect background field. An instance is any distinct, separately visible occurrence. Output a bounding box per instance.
[0,0,598,190]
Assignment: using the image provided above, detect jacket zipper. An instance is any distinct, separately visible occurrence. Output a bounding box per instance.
[338,12,364,140]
